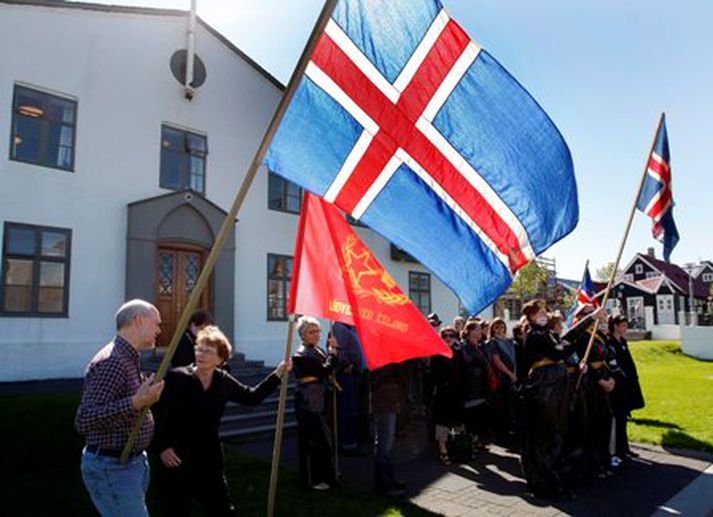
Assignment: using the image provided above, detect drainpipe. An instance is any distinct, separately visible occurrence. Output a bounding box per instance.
[184,0,197,100]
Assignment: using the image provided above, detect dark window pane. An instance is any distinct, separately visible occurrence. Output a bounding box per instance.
[38,262,65,313]
[267,171,302,214]
[7,228,36,255]
[38,287,64,313]
[12,86,76,171]
[13,117,42,162]
[47,124,74,168]
[187,133,206,153]
[160,125,206,192]
[3,259,33,312]
[160,152,183,190]
[267,254,292,321]
[47,96,75,123]
[41,231,67,257]
[158,253,174,295]
[161,126,183,151]
[40,262,64,287]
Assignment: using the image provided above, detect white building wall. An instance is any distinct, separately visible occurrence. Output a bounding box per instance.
[0,3,463,381]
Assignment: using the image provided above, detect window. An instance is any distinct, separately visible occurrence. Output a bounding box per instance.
[645,272,660,279]
[634,264,643,274]
[268,171,302,214]
[160,125,207,193]
[703,273,713,282]
[1,223,71,316]
[10,84,77,171]
[623,274,634,282]
[267,254,292,321]
[409,271,431,315]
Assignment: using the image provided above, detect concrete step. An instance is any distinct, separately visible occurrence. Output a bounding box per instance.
[219,420,298,442]
[224,391,295,415]
[221,408,296,427]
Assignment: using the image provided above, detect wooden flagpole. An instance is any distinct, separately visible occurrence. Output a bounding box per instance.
[266,314,296,517]
[579,113,665,367]
[120,0,338,463]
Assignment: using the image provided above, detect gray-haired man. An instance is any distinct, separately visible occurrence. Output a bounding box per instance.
[76,299,165,516]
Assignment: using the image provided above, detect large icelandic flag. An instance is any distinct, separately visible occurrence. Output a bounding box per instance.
[636,114,679,262]
[266,0,578,313]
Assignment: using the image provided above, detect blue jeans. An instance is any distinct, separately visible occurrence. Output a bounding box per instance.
[81,448,150,517]
[374,412,397,493]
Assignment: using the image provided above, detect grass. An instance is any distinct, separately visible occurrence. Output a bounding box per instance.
[627,340,713,453]
[0,393,435,517]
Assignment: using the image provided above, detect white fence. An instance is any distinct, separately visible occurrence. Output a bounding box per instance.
[681,326,713,361]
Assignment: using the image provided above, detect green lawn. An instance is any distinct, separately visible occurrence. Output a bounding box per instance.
[0,393,435,517]
[627,340,713,453]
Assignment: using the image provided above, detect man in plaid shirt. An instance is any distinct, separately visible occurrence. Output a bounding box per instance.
[76,299,165,516]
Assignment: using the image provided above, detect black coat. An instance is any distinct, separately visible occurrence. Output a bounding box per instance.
[153,366,280,467]
[429,349,464,426]
[607,335,645,413]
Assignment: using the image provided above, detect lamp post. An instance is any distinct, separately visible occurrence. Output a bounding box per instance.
[685,263,696,326]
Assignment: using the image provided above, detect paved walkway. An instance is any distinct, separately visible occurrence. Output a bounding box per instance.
[233,418,713,517]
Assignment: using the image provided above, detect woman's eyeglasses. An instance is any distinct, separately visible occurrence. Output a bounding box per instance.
[442,333,457,339]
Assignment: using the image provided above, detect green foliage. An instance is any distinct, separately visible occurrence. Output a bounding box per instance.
[595,262,620,282]
[510,261,549,299]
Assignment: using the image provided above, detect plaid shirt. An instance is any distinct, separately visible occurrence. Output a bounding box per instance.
[75,336,154,454]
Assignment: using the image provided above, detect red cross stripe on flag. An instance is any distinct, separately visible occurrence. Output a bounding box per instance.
[304,11,536,272]
[642,152,672,238]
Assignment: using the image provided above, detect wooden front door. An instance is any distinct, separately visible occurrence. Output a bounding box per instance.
[155,244,210,347]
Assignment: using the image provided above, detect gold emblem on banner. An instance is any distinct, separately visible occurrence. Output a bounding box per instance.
[341,235,409,306]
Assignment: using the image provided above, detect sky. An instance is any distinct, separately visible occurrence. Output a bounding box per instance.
[76,0,712,279]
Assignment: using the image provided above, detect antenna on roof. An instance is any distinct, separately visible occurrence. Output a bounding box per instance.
[184,0,197,100]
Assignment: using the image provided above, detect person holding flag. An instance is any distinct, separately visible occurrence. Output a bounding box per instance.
[292,316,340,491]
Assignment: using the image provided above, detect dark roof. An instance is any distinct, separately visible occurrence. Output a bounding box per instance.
[0,0,285,90]
[640,254,709,298]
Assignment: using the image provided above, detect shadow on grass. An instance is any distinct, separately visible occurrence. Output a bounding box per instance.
[631,418,682,430]
[661,430,713,456]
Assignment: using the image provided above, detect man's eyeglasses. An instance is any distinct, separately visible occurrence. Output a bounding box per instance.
[442,333,458,339]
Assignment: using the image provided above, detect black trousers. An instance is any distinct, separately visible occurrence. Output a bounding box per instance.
[296,408,335,487]
[613,410,630,456]
[156,461,234,516]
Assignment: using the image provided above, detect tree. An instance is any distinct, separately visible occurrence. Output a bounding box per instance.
[596,262,620,282]
[510,261,549,301]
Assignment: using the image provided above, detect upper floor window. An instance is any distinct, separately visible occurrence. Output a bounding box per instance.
[11,85,77,171]
[160,125,207,194]
[623,274,634,282]
[645,272,660,279]
[634,264,644,274]
[409,271,431,315]
[702,273,713,283]
[1,222,71,317]
[268,171,302,214]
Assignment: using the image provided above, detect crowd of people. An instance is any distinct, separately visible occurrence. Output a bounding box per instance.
[289,303,645,501]
[74,297,645,515]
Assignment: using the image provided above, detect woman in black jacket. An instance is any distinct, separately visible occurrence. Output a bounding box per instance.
[291,315,339,490]
[520,300,592,499]
[457,320,491,454]
[153,325,289,516]
[430,326,464,465]
[607,315,645,461]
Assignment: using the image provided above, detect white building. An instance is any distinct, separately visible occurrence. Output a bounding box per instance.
[0,0,471,382]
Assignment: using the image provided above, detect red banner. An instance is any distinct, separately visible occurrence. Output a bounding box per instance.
[289,193,451,369]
